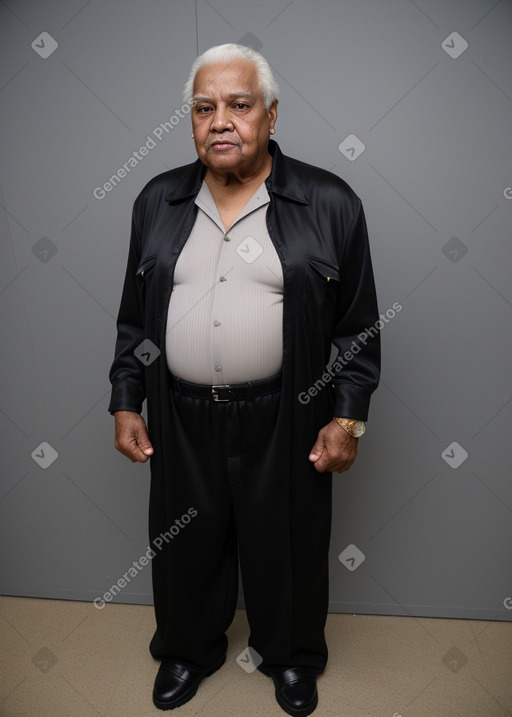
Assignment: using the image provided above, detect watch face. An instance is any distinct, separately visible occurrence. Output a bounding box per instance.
[353,421,366,437]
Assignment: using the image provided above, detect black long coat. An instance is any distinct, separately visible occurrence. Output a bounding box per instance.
[108,141,380,649]
[109,140,380,426]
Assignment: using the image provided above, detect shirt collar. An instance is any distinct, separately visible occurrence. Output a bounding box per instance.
[195,180,270,230]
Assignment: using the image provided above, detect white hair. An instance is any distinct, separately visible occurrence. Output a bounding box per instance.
[183,43,279,110]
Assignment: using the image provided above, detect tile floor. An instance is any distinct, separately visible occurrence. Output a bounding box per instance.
[0,596,511,716]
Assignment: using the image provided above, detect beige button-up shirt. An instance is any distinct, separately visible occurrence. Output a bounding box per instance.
[165,180,283,384]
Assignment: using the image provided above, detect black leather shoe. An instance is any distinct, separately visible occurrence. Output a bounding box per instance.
[152,654,225,710]
[262,666,319,716]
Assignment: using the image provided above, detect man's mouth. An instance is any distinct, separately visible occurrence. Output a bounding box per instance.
[209,140,238,150]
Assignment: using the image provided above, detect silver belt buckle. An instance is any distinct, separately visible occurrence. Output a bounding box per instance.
[212,384,231,402]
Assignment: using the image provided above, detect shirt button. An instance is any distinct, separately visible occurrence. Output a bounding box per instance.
[214,320,221,327]
[219,276,227,282]
[215,365,222,372]
[224,236,231,242]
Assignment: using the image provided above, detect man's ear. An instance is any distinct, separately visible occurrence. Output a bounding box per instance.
[268,99,278,132]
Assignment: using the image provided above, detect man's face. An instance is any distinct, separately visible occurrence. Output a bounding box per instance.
[191,58,277,177]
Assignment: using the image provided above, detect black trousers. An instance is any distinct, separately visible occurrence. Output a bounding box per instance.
[148,378,332,672]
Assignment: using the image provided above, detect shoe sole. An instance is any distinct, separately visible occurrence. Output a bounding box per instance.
[152,654,226,711]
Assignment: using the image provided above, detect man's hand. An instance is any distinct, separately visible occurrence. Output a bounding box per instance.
[309,419,358,473]
[114,410,154,463]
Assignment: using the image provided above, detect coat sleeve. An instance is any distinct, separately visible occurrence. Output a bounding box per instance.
[107,195,147,414]
[331,199,381,420]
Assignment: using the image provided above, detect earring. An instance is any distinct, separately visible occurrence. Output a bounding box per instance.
[269,128,275,135]
[191,134,194,138]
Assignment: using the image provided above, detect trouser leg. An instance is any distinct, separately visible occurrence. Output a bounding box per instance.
[149,391,238,668]
[226,392,331,671]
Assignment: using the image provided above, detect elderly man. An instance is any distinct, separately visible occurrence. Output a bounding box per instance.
[109,43,380,716]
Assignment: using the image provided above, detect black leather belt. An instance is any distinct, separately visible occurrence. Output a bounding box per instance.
[170,373,281,402]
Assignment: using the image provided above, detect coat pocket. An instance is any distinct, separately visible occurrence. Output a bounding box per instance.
[136,254,158,280]
[304,256,340,332]
[135,254,158,309]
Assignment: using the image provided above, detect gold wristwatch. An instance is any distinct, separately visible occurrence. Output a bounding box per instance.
[334,417,366,438]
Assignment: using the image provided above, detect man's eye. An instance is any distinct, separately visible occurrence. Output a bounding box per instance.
[197,106,212,113]
[235,103,249,110]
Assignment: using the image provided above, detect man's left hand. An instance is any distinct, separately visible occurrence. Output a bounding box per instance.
[309,419,358,473]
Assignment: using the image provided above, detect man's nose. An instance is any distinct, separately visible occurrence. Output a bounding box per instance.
[210,105,233,132]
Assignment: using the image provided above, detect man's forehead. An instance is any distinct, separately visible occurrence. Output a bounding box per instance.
[193,59,261,98]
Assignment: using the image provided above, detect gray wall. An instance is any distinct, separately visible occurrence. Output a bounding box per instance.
[1,0,511,622]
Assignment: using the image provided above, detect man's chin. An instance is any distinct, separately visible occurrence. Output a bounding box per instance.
[204,152,245,171]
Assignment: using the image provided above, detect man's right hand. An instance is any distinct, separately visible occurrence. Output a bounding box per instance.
[114,411,154,463]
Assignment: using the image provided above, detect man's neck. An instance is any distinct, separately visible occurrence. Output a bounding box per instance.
[204,153,272,192]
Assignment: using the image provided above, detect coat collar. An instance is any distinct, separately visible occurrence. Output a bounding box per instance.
[265,140,309,204]
[165,140,309,205]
